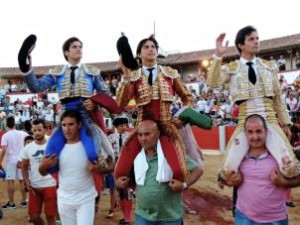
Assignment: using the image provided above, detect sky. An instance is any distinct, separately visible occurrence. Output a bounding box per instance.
[1,0,299,67]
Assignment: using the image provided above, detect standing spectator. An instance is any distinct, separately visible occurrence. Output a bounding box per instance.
[277,55,286,71]
[0,88,5,106]
[3,96,10,114]
[108,117,132,224]
[116,120,203,225]
[15,112,22,130]
[45,106,54,123]
[204,100,212,117]
[32,95,38,109]
[295,51,300,69]
[0,110,6,131]
[21,119,57,225]
[21,108,31,128]
[111,75,119,96]
[0,116,28,209]
[26,97,33,108]
[198,73,206,94]
[222,114,288,224]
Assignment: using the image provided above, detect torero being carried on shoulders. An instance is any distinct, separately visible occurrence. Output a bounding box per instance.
[206,25,300,182]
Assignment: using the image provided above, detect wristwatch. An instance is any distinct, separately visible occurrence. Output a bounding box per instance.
[182,182,188,190]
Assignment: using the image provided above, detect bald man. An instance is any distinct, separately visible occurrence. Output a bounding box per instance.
[116,120,202,224]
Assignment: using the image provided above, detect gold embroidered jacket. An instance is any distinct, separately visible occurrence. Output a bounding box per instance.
[116,65,194,124]
[206,57,291,125]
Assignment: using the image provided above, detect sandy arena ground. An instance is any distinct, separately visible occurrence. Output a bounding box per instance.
[0,154,299,225]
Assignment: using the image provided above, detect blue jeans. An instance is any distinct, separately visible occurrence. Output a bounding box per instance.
[235,209,288,225]
[135,214,183,225]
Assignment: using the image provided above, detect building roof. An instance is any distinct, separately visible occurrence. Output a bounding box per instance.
[162,33,300,65]
[1,33,300,76]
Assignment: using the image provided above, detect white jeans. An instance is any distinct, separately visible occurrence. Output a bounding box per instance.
[58,198,95,225]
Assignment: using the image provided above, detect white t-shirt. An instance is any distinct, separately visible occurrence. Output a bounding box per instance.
[22,142,56,188]
[1,129,28,164]
[196,100,207,112]
[58,142,97,205]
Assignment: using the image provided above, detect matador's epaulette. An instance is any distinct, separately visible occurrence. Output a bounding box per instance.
[85,65,100,75]
[49,65,65,75]
[130,68,142,81]
[226,60,239,73]
[160,66,179,79]
[260,59,278,71]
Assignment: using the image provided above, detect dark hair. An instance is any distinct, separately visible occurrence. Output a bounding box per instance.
[32,119,46,128]
[244,114,267,130]
[24,120,32,132]
[291,117,297,124]
[62,37,82,61]
[24,135,34,143]
[6,116,15,128]
[136,35,159,56]
[60,110,81,124]
[235,26,257,53]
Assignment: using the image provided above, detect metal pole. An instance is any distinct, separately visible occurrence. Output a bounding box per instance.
[219,125,226,153]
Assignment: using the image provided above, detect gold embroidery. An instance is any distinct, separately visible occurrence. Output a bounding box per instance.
[160,66,179,79]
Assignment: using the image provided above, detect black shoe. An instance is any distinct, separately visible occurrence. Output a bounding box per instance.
[119,218,130,225]
[0,209,3,219]
[106,210,114,218]
[20,201,27,208]
[18,34,37,73]
[286,201,296,207]
[2,202,16,209]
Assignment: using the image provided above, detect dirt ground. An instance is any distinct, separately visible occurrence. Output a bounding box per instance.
[0,154,300,225]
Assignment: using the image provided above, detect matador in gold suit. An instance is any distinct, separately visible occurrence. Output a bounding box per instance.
[207,27,298,179]
[115,65,194,182]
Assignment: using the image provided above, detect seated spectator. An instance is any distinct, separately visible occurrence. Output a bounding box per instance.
[19,82,28,92]
[219,98,232,119]
[286,92,298,118]
[279,78,287,91]
[10,82,17,92]
[196,95,207,114]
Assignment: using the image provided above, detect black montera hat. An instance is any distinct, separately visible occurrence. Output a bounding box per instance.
[18,34,37,73]
[116,33,139,70]
[113,117,128,127]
